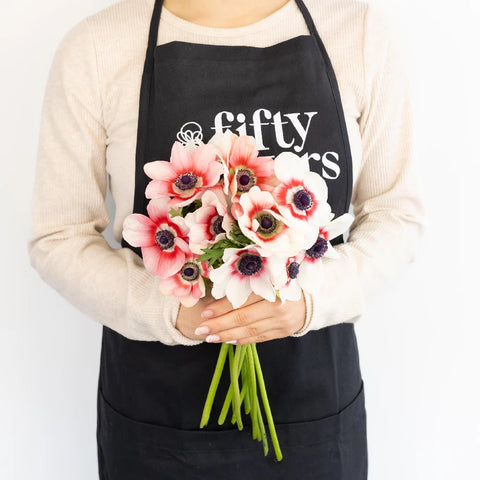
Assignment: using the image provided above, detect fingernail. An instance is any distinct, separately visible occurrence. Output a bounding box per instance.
[225,340,237,344]
[205,334,220,343]
[201,310,213,318]
[194,326,210,336]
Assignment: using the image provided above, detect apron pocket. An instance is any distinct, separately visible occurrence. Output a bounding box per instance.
[97,380,367,480]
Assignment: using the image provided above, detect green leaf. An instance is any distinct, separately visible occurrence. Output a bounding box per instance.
[198,225,255,269]
[199,245,225,269]
[169,206,182,218]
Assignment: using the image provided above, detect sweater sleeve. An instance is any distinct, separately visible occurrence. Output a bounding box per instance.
[292,3,426,336]
[27,18,202,346]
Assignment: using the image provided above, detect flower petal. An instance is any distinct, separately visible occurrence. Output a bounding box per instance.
[207,128,238,164]
[226,277,252,309]
[144,247,185,279]
[170,141,194,172]
[144,160,176,181]
[201,159,224,187]
[192,142,221,173]
[278,281,302,303]
[141,245,162,275]
[296,259,324,294]
[323,242,340,259]
[229,135,259,168]
[145,179,173,199]
[325,213,354,239]
[210,262,231,298]
[122,214,157,247]
[146,197,171,224]
[303,171,328,202]
[250,272,276,303]
[274,151,310,181]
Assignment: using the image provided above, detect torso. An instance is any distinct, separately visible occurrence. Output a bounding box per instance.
[91,0,365,245]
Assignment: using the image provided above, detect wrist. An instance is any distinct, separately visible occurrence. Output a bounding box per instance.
[291,290,313,337]
[167,302,204,346]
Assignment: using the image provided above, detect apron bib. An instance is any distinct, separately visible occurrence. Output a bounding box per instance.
[96,0,368,478]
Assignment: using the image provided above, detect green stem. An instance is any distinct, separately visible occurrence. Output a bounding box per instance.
[228,344,236,425]
[246,345,259,441]
[231,344,244,430]
[241,363,251,415]
[200,342,230,428]
[254,388,269,455]
[252,343,283,462]
[218,344,248,425]
[240,381,247,404]
[218,387,232,425]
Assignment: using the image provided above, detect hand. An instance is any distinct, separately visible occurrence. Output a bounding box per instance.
[175,293,216,341]
[194,292,307,345]
[175,291,262,341]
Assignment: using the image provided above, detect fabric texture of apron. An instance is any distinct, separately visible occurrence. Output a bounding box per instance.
[96,0,368,478]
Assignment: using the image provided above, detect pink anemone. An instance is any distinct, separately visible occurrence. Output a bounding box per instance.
[207,130,276,199]
[159,256,209,307]
[144,141,224,208]
[184,189,234,255]
[228,135,275,199]
[272,151,332,227]
[237,186,317,257]
[122,197,191,279]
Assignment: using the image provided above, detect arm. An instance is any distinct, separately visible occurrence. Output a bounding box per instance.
[27,18,201,346]
[292,4,427,336]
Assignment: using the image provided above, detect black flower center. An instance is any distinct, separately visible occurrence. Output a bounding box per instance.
[155,229,175,250]
[288,261,300,279]
[305,237,328,259]
[174,172,198,191]
[254,211,280,238]
[293,189,313,211]
[237,253,263,276]
[211,215,225,235]
[236,168,256,193]
[180,262,200,282]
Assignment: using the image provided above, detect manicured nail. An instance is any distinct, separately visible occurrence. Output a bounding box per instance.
[225,340,237,344]
[205,334,220,343]
[201,310,213,318]
[194,326,210,336]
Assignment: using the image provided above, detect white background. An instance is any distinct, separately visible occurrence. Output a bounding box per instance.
[1,0,478,478]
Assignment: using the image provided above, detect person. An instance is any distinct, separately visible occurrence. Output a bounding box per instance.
[27,0,425,478]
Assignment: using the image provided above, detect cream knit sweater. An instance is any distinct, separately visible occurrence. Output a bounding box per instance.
[27,0,426,346]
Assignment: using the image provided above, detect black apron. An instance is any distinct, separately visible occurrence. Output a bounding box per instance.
[96,0,368,478]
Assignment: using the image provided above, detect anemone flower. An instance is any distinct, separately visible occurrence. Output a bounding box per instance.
[206,129,238,195]
[184,189,234,255]
[296,212,354,293]
[209,246,277,309]
[272,151,332,227]
[122,197,191,279]
[270,253,305,303]
[159,255,209,307]
[208,130,275,199]
[228,135,275,199]
[207,128,238,168]
[237,186,317,257]
[144,140,224,208]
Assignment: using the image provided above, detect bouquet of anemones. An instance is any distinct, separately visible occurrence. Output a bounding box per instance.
[122,129,353,462]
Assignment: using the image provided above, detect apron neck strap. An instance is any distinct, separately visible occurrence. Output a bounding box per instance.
[145,0,164,68]
[146,0,325,56]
